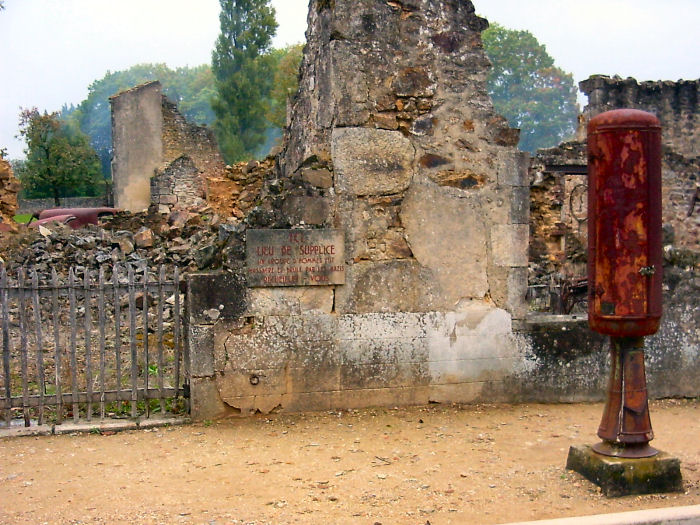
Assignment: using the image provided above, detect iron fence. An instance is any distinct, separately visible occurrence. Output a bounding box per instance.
[0,264,186,428]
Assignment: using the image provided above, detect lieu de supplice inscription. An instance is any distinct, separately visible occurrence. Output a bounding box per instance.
[246,229,345,287]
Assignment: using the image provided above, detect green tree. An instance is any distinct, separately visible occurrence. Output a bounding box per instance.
[211,0,278,163]
[18,108,102,205]
[482,23,578,153]
[267,43,304,129]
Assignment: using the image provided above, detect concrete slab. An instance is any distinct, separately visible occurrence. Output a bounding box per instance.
[504,504,700,524]
[566,444,683,497]
[0,417,189,438]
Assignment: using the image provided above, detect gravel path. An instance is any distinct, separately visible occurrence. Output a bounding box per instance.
[0,399,698,524]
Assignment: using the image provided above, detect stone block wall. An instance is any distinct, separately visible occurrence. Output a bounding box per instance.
[279,0,530,317]
[186,8,699,420]
[189,0,537,418]
[150,156,206,211]
[530,76,699,284]
[17,196,108,215]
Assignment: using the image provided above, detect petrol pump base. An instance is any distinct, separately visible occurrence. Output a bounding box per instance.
[566,444,683,497]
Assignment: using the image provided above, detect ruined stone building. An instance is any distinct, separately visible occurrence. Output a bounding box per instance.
[185,2,699,418]
[530,76,699,285]
[110,81,226,212]
[188,0,580,418]
[102,2,698,418]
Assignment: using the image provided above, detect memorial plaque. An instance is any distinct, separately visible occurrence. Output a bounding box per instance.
[246,229,345,287]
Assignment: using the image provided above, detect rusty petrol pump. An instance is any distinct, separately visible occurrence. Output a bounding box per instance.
[587,108,663,459]
[566,109,682,496]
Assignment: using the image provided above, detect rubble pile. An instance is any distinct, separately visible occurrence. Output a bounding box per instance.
[0,204,247,280]
[0,159,20,225]
[205,156,276,219]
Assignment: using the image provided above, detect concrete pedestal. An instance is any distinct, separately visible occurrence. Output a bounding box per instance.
[566,444,683,497]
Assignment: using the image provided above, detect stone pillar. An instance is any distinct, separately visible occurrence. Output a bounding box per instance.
[110,81,163,212]
[280,0,529,317]
[186,272,247,420]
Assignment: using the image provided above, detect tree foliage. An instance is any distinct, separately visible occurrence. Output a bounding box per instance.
[482,23,578,153]
[211,0,278,163]
[267,43,304,129]
[67,64,216,178]
[18,109,102,205]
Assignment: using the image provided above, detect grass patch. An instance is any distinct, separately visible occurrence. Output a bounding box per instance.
[13,214,33,224]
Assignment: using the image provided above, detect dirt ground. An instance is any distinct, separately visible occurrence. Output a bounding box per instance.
[0,399,698,525]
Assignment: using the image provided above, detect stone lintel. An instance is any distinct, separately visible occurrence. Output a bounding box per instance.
[566,444,683,497]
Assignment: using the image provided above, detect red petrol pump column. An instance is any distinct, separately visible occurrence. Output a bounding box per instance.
[587,109,663,458]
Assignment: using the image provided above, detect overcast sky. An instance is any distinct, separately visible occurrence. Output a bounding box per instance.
[1,0,698,159]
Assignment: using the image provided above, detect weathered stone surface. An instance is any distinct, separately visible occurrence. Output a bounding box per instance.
[491,224,529,267]
[372,113,399,130]
[429,382,487,404]
[338,196,411,262]
[245,287,334,316]
[188,325,215,378]
[401,176,489,303]
[189,376,239,420]
[111,82,163,212]
[392,67,436,97]
[566,445,683,497]
[332,128,415,196]
[151,155,206,210]
[506,267,529,319]
[334,260,441,314]
[281,195,330,226]
[187,271,247,325]
[134,227,154,248]
[338,312,430,341]
[340,360,429,390]
[301,168,333,189]
[0,159,19,223]
[580,75,699,159]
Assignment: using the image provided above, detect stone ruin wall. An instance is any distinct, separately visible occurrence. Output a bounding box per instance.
[111,81,226,212]
[111,82,163,212]
[279,0,529,317]
[580,75,699,159]
[530,75,699,292]
[524,76,699,403]
[184,6,699,419]
[191,0,544,418]
[0,158,19,224]
[152,98,227,211]
[580,76,699,255]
